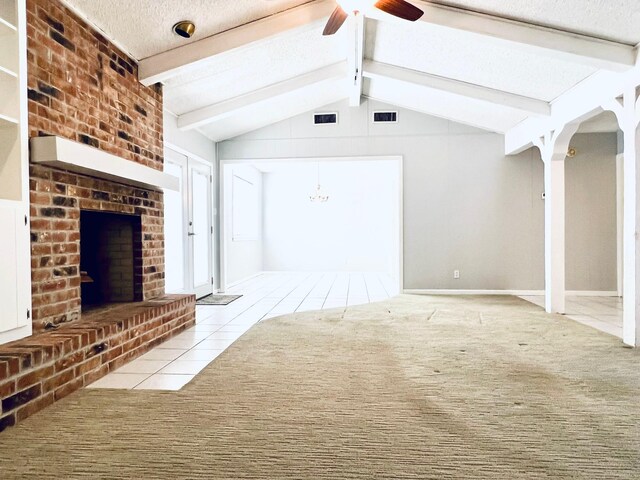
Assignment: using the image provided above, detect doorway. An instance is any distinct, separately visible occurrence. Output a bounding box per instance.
[164,148,214,298]
[219,156,403,296]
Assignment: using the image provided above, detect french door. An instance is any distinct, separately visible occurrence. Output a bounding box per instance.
[164,149,213,298]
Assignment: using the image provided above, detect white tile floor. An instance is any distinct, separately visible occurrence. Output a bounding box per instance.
[87,272,398,391]
[519,295,623,338]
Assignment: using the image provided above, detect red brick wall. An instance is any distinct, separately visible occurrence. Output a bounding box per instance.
[26,0,163,168]
[26,0,166,332]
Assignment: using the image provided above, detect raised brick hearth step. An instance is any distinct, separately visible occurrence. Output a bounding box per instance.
[0,294,195,432]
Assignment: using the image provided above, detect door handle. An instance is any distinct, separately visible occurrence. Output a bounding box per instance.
[188,232,197,236]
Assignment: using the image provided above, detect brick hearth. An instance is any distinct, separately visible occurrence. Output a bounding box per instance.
[0,295,195,432]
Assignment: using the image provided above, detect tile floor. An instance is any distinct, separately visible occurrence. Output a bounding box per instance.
[87,272,398,391]
[519,295,623,338]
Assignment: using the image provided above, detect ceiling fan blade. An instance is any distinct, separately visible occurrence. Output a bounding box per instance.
[374,0,424,21]
[323,5,349,36]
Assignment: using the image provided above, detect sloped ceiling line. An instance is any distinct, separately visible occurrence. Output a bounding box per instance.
[140,0,637,87]
[362,59,551,115]
[139,0,336,86]
[178,62,348,131]
[370,1,637,71]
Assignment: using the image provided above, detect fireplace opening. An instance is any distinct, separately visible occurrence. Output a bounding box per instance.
[80,210,143,310]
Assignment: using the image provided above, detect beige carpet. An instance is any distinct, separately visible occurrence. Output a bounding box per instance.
[1,295,639,479]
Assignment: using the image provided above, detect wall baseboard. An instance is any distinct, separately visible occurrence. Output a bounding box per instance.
[403,289,544,296]
[403,289,620,297]
[566,291,619,297]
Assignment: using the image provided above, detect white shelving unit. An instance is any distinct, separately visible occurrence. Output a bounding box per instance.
[0,0,31,344]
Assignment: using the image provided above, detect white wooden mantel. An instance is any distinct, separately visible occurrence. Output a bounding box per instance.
[30,136,180,191]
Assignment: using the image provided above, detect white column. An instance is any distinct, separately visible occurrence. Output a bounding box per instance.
[604,89,640,347]
[544,158,566,313]
[536,124,580,315]
[616,152,624,298]
[622,120,640,347]
[621,103,640,346]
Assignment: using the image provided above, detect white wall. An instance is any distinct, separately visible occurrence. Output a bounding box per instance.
[223,164,263,286]
[218,98,618,292]
[220,99,543,290]
[262,160,400,273]
[566,133,618,292]
[164,110,216,163]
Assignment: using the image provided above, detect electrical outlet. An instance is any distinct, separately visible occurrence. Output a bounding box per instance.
[454,270,460,279]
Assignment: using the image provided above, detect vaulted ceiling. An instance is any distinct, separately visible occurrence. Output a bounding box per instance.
[62,0,639,141]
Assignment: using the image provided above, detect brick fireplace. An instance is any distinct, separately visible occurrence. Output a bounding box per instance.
[26,0,166,332]
[80,210,144,308]
[0,0,196,432]
[30,167,166,332]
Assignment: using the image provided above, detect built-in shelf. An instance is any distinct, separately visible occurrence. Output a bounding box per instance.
[0,0,22,203]
[0,112,18,127]
[0,22,16,71]
[0,0,31,344]
[31,136,181,191]
[0,93,19,122]
[0,0,16,28]
[0,64,16,78]
[0,62,19,121]
[0,15,16,36]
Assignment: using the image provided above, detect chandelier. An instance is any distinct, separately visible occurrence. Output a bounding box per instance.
[309,163,329,203]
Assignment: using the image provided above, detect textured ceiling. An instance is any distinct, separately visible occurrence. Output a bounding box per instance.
[63,0,640,62]
[364,77,527,133]
[197,77,347,141]
[365,19,597,102]
[61,0,634,140]
[62,0,313,59]
[428,0,640,45]
[164,24,346,116]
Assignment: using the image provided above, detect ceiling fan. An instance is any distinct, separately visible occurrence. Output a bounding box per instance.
[323,0,424,35]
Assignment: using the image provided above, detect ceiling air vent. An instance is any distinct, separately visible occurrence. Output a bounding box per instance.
[314,112,338,125]
[373,111,398,123]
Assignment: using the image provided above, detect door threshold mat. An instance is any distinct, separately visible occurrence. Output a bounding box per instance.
[196,294,242,306]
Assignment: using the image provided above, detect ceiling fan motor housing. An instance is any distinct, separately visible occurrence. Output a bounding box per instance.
[324,0,424,35]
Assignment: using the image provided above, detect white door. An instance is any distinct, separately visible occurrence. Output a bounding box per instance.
[164,152,189,293]
[164,149,213,298]
[188,160,213,298]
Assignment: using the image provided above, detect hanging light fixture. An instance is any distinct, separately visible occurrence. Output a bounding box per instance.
[309,162,329,203]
